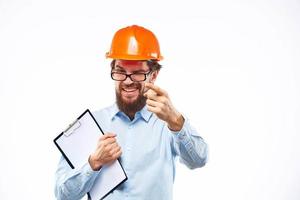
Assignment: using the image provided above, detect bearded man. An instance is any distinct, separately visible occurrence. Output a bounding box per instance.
[55,25,208,200]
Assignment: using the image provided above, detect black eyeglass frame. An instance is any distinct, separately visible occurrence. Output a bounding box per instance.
[110,70,152,82]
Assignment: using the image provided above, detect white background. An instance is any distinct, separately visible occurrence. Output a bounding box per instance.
[0,0,299,199]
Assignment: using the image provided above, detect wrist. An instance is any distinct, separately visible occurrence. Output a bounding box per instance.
[167,112,184,132]
[88,155,102,171]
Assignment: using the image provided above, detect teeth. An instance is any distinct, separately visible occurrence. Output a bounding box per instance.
[123,88,137,92]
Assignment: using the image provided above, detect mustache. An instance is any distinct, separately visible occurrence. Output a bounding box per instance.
[120,83,142,90]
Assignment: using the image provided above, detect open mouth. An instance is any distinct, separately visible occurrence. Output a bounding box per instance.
[122,87,138,92]
[121,87,140,96]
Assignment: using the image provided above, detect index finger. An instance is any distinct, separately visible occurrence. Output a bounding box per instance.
[100,133,116,141]
[145,83,165,96]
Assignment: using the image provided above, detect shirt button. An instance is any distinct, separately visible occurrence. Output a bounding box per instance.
[179,133,186,139]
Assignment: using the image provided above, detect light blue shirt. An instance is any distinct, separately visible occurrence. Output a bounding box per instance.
[55,103,208,200]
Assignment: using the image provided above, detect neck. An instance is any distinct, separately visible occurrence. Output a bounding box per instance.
[126,112,136,121]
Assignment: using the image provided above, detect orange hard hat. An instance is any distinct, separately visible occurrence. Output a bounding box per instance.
[106,25,163,61]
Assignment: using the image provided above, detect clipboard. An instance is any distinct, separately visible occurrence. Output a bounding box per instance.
[54,109,127,200]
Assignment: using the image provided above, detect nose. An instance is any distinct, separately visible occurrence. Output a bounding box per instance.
[123,75,134,85]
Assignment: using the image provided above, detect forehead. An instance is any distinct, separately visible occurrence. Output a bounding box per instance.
[115,60,149,72]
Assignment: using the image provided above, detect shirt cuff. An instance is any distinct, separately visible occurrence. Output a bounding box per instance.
[169,116,191,146]
[81,162,101,178]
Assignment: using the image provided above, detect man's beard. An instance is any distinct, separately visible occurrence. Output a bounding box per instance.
[116,82,147,118]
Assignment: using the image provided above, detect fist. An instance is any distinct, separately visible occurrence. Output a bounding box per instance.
[88,133,122,171]
[144,83,184,131]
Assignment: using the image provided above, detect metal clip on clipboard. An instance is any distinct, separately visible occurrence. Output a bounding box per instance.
[63,119,81,137]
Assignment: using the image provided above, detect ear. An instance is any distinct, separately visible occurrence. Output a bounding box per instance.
[150,70,159,83]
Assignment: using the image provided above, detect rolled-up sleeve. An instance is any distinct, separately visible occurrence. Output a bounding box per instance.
[54,156,100,200]
[170,117,208,169]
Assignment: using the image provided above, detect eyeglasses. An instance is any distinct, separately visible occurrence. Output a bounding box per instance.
[111,71,152,82]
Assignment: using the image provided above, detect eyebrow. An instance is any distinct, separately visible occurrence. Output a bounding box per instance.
[114,65,148,73]
[114,65,126,72]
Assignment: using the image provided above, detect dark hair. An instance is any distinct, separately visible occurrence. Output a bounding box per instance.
[110,59,162,71]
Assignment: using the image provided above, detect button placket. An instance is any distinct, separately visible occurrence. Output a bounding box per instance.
[125,123,133,172]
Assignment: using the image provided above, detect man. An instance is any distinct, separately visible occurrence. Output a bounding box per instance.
[55,25,208,200]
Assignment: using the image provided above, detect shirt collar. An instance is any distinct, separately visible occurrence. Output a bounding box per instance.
[110,103,153,122]
[139,105,153,122]
[110,103,120,120]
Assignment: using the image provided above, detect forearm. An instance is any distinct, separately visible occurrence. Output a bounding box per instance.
[170,118,208,169]
[55,157,99,200]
